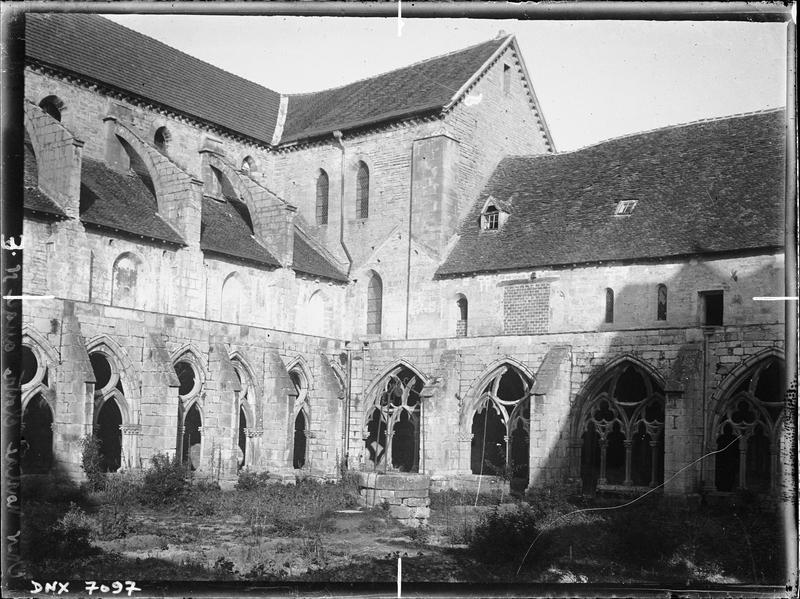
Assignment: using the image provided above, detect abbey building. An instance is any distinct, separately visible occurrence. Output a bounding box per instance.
[18,14,788,497]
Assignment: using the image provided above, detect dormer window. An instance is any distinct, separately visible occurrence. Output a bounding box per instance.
[483,206,499,230]
[480,195,510,230]
[615,199,638,216]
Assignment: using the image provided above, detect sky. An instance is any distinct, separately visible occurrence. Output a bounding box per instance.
[103,14,789,151]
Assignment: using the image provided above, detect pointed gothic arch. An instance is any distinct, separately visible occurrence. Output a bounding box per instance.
[464,362,533,483]
[574,358,666,490]
[362,361,428,473]
[709,350,785,493]
[286,356,314,470]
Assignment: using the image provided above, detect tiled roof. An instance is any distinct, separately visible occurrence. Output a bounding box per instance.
[26,14,281,145]
[281,37,507,143]
[292,228,348,282]
[24,141,66,218]
[438,110,786,276]
[200,196,280,268]
[80,158,185,245]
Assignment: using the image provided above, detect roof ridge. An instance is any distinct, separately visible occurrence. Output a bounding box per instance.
[284,35,509,98]
[557,106,787,155]
[86,14,279,95]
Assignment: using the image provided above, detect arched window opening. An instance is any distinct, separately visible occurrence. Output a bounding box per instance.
[97,399,123,473]
[174,361,197,397]
[293,412,307,469]
[181,404,202,470]
[364,366,424,473]
[221,273,243,324]
[366,272,383,335]
[456,295,468,337]
[90,351,124,472]
[470,366,531,490]
[154,126,170,154]
[112,253,141,309]
[21,394,53,474]
[316,169,329,225]
[39,95,64,121]
[90,352,112,390]
[604,288,614,323]
[289,366,310,470]
[713,357,785,492]
[356,161,370,219]
[21,345,38,386]
[241,155,257,174]
[657,284,668,321]
[232,360,255,471]
[579,362,665,490]
[238,406,248,471]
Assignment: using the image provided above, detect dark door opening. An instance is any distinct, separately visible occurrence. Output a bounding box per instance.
[293,411,307,469]
[97,399,122,472]
[22,394,53,474]
[182,404,202,470]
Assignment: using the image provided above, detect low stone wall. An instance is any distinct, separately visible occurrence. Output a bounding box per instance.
[356,472,430,528]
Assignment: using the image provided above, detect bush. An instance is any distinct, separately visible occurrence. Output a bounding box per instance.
[139,453,190,506]
[49,504,98,558]
[80,436,105,491]
[235,469,271,491]
[469,504,549,566]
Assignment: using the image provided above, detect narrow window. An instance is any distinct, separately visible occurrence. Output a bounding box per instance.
[656,284,668,321]
[701,290,723,326]
[367,272,383,335]
[356,162,369,219]
[241,155,256,174]
[482,205,500,230]
[502,64,511,94]
[39,95,64,122]
[316,169,329,225]
[456,295,468,337]
[154,126,170,153]
[605,288,614,324]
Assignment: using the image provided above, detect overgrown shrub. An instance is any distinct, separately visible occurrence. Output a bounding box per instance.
[469,504,549,566]
[80,435,105,491]
[139,453,190,506]
[235,469,271,491]
[49,504,98,558]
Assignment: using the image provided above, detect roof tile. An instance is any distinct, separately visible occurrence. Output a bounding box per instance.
[200,195,280,268]
[292,229,348,282]
[438,110,786,276]
[80,158,185,245]
[281,37,506,142]
[26,14,281,145]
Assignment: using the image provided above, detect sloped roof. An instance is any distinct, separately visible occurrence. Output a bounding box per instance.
[292,228,348,282]
[280,37,508,143]
[200,196,280,268]
[80,158,185,245]
[438,110,786,277]
[26,13,281,145]
[24,141,66,218]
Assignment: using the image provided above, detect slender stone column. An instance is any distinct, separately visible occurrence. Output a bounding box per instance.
[598,439,608,485]
[623,439,633,485]
[649,440,659,487]
[737,435,748,489]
